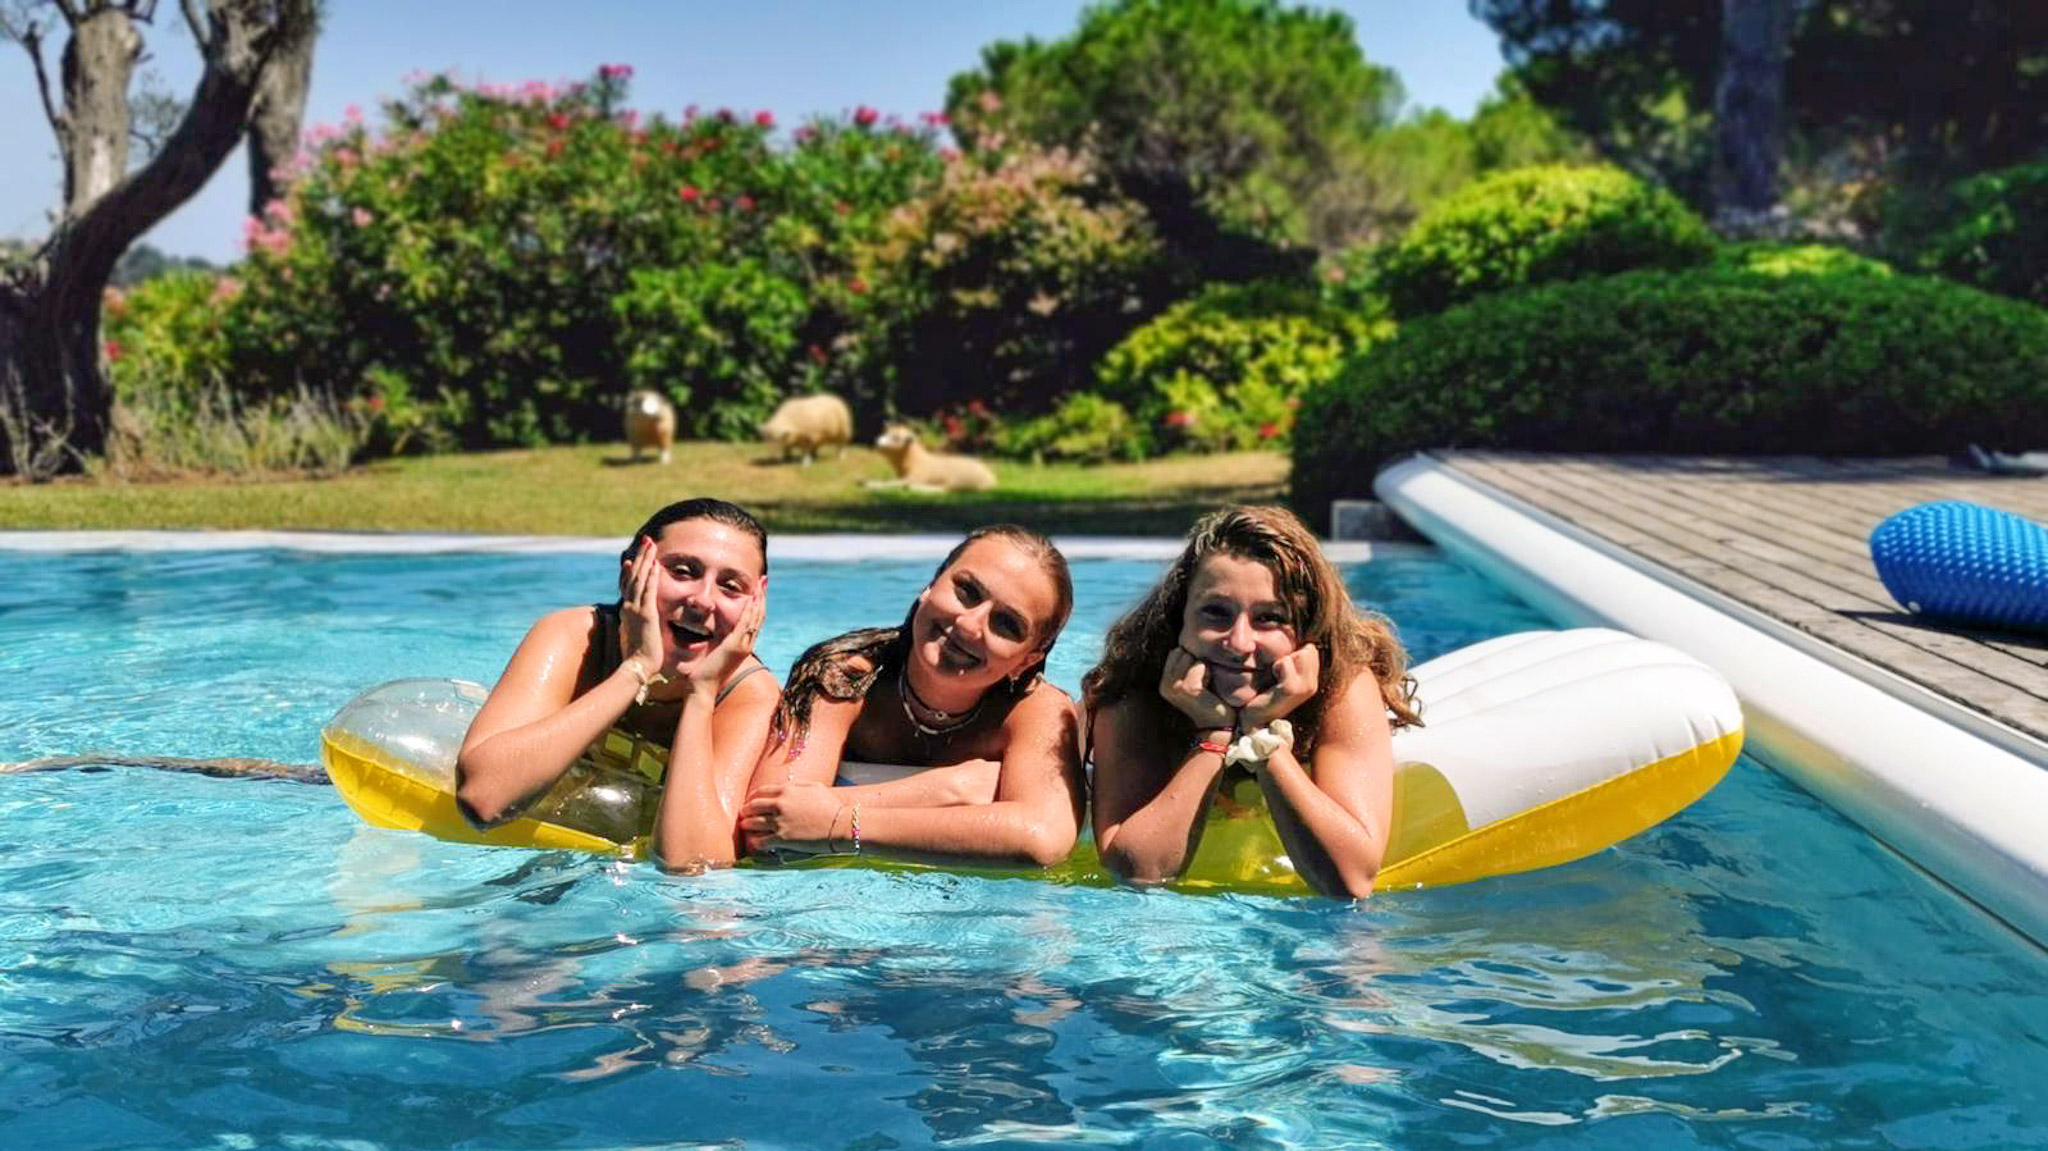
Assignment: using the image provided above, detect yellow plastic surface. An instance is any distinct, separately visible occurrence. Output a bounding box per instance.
[325,722,1742,896]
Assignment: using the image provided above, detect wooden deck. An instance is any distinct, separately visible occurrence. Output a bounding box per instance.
[1438,453,2048,749]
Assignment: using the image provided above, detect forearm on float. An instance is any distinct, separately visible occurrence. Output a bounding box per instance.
[653,685,740,870]
[1252,745,1386,898]
[1093,747,1229,885]
[457,659,643,826]
[830,760,1001,809]
[844,794,1076,869]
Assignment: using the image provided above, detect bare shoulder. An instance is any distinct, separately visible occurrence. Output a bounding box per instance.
[1006,681,1080,733]
[528,605,602,649]
[1315,667,1394,748]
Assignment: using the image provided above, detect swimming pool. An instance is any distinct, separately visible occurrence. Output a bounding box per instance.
[3,544,2044,1149]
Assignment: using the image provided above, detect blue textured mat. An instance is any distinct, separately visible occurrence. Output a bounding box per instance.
[1870,501,2048,633]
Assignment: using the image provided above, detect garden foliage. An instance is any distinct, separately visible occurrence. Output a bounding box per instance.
[1094,279,1392,455]
[1291,267,2048,520]
[1888,161,2048,306]
[1373,163,1716,318]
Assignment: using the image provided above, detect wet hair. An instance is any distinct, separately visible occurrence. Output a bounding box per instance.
[1082,505,1419,753]
[772,525,1074,744]
[618,498,769,589]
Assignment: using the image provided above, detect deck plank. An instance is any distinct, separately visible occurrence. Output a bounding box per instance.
[1439,453,2048,744]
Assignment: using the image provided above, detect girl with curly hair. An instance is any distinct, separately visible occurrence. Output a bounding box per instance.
[1084,505,1420,898]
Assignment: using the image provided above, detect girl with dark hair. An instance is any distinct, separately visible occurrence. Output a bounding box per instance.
[456,498,780,872]
[738,526,1085,869]
[1084,505,1421,899]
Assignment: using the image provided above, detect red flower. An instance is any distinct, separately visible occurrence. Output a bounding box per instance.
[807,344,828,365]
[735,195,755,212]
[547,112,572,132]
[834,201,852,216]
[1162,410,1195,428]
[853,105,879,127]
[678,185,700,202]
[367,394,387,412]
[102,339,124,363]
[705,197,722,211]
[545,137,565,158]
[966,400,989,416]
[848,276,868,295]
[755,110,775,128]
[1258,421,1281,440]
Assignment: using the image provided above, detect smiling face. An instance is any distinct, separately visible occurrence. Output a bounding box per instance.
[1178,553,1300,707]
[908,536,1061,698]
[622,517,767,677]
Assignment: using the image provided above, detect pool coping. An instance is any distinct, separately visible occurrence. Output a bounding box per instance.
[1376,453,2048,950]
[0,529,1416,564]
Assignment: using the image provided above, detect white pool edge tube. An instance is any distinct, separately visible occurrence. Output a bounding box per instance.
[1376,454,2048,949]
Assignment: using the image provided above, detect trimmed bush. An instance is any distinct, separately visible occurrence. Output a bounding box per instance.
[1373,163,1715,318]
[1891,161,2048,306]
[1712,242,1893,279]
[1291,267,2048,522]
[1094,279,1393,454]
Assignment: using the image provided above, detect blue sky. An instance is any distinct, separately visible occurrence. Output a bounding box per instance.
[0,2,1506,263]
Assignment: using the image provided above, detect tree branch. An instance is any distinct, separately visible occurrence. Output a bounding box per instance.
[179,0,202,48]
[18,24,62,137]
[51,0,82,24]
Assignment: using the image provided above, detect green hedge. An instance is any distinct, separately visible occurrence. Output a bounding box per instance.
[1290,267,2048,521]
[1373,163,1716,318]
[1093,279,1392,454]
[1891,160,2048,306]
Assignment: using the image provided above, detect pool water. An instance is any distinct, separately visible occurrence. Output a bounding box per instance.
[2,546,2044,1149]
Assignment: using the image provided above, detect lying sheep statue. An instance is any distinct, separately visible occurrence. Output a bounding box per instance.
[624,389,676,464]
[759,393,853,464]
[863,422,998,493]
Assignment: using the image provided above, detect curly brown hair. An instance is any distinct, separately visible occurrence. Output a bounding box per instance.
[772,525,1074,745]
[1082,505,1419,753]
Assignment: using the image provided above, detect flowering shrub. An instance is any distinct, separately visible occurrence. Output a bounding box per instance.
[847,142,1169,418]
[102,273,236,414]
[214,68,945,450]
[1093,279,1392,454]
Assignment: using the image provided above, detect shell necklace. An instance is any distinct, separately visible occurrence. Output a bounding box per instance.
[897,660,982,738]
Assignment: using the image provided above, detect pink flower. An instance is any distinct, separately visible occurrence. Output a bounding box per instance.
[616,110,639,130]
[853,105,879,127]
[344,103,363,124]
[735,195,755,212]
[705,197,722,211]
[351,207,374,227]
[755,110,775,128]
[794,125,817,144]
[921,111,950,126]
[102,339,124,363]
[939,147,962,163]
[716,107,734,124]
[547,112,572,132]
[678,185,700,202]
[102,287,127,316]
[599,63,634,81]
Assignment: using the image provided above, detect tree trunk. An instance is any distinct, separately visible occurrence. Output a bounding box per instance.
[0,0,317,477]
[1714,0,1792,223]
[59,7,142,216]
[246,23,313,215]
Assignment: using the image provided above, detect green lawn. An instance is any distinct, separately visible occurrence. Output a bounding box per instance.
[0,443,1292,536]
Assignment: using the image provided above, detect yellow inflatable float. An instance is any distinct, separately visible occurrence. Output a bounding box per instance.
[321,628,1744,893]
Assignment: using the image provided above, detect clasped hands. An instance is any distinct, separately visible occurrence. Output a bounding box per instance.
[1158,642,1319,748]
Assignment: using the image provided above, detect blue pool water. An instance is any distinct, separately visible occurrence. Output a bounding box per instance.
[2,545,2045,1149]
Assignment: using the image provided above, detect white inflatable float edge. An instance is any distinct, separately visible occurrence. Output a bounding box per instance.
[1375,453,2048,951]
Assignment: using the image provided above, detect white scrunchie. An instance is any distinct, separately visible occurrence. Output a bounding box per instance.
[1224,719,1294,768]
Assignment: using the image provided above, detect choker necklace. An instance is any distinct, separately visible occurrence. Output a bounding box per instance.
[898,660,982,738]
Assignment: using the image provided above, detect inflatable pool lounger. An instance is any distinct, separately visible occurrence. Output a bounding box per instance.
[321,628,1745,895]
